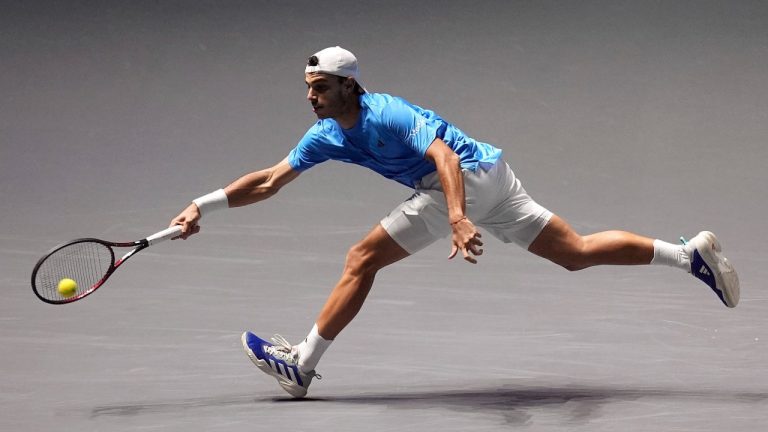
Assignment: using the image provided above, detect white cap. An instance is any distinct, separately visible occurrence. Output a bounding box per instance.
[305,46,367,92]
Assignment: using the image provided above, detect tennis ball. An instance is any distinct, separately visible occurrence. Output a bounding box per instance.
[57,278,78,298]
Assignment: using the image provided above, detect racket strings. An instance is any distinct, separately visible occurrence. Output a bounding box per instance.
[34,242,113,301]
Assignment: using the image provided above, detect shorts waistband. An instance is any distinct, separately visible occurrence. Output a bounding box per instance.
[414,158,503,190]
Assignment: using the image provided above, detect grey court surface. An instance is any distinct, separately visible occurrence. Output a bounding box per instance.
[2,1,767,431]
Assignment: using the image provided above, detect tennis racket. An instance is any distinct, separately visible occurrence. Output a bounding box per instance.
[31,226,183,304]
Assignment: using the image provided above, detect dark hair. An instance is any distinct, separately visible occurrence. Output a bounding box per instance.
[335,75,365,95]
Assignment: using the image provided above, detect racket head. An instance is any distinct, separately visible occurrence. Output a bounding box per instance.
[31,238,116,304]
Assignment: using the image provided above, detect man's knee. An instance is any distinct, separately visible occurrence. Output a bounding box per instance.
[529,216,592,271]
[561,259,587,272]
[545,237,591,272]
[345,242,379,275]
[344,225,411,276]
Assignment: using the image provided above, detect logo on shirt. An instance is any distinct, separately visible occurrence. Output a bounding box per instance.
[409,119,426,138]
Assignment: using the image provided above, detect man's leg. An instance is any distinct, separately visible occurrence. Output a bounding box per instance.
[240,224,412,398]
[297,224,411,372]
[525,214,739,307]
[315,223,411,339]
[527,214,655,270]
[290,185,443,385]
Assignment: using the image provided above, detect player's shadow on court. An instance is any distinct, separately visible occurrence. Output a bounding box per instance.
[92,385,768,426]
[285,386,768,426]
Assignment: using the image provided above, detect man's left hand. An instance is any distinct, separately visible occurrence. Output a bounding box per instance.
[449,217,484,264]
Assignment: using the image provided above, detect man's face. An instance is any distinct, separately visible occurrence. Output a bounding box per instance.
[305,73,352,119]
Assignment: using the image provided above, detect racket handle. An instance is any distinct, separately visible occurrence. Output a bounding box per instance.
[147,226,184,245]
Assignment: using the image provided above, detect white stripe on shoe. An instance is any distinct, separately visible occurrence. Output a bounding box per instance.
[287,367,297,384]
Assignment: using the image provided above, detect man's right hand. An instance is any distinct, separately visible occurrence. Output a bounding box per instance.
[170,203,202,240]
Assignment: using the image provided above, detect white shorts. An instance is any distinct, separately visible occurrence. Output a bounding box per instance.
[380,159,553,254]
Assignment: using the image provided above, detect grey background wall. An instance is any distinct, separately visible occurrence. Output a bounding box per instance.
[2,1,766,431]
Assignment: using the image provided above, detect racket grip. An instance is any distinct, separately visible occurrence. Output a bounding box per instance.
[147,226,184,245]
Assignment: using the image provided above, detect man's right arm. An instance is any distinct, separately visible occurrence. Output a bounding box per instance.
[170,157,300,239]
[225,157,301,207]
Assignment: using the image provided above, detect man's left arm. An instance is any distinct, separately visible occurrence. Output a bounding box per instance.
[424,138,484,264]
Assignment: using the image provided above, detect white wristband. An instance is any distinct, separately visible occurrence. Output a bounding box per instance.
[192,189,228,217]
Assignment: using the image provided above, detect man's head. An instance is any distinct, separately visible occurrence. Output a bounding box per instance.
[304,46,365,121]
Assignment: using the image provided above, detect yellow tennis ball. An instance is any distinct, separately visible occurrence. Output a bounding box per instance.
[57,278,78,298]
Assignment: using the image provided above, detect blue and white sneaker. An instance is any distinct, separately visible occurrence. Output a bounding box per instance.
[683,231,740,308]
[241,331,320,398]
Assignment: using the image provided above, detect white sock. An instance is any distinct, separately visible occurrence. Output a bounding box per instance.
[296,323,332,374]
[651,239,690,272]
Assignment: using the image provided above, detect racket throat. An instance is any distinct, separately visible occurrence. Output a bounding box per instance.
[114,247,141,269]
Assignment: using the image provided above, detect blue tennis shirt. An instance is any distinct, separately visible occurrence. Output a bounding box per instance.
[287,92,502,188]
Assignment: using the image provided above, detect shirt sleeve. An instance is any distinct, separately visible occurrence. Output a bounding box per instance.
[287,125,331,171]
[379,97,442,157]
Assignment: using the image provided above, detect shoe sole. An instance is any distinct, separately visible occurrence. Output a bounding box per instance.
[240,332,308,398]
[692,231,740,308]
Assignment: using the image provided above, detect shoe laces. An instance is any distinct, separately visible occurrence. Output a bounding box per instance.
[267,334,322,380]
[265,334,298,364]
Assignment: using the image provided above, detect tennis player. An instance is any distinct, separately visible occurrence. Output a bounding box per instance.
[170,46,740,398]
